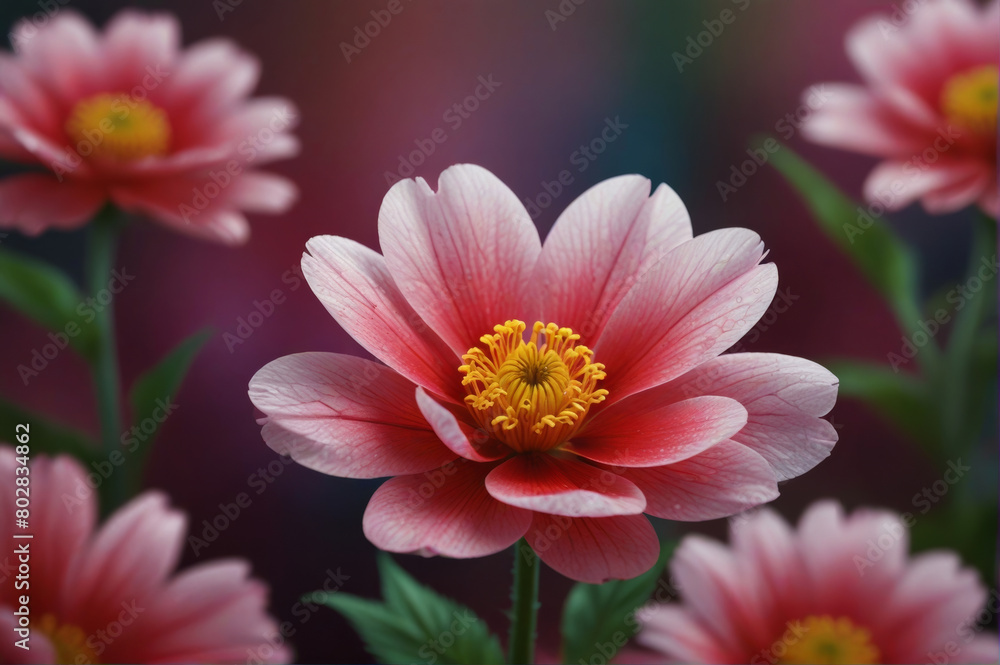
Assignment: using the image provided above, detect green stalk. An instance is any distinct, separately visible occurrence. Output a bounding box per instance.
[86,207,126,513]
[508,539,540,665]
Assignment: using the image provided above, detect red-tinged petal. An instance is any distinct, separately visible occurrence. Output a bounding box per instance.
[920,167,994,215]
[249,353,456,479]
[0,173,105,235]
[64,493,186,626]
[379,164,542,355]
[0,55,62,138]
[597,229,778,404]
[567,395,747,467]
[863,158,987,212]
[160,38,261,121]
[616,441,778,521]
[656,353,839,481]
[525,513,659,583]
[535,176,692,345]
[227,171,298,215]
[301,236,462,402]
[363,461,531,558]
[10,11,103,104]
[638,605,739,664]
[100,11,181,93]
[415,388,507,462]
[485,454,645,517]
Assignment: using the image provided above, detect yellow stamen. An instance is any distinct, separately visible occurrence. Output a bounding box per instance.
[940,65,998,135]
[39,614,100,665]
[777,615,880,665]
[65,92,171,161]
[459,320,608,452]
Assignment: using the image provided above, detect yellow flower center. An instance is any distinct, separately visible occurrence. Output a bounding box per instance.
[459,320,608,452]
[940,65,998,135]
[777,615,880,665]
[39,614,100,665]
[65,92,171,161]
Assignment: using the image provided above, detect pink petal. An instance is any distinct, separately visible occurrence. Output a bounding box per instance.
[525,513,659,583]
[378,164,542,355]
[800,84,931,155]
[0,173,105,235]
[597,229,778,404]
[567,395,747,467]
[535,176,692,344]
[301,235,462,402]
[10,11,102,103]
[225,171,298,215]
[863,158,988,212]
[65,492,186,625]
[414,388,507,462]
[615,441,778,521]
[656,353,838,481]
[100,11,181,93]
[638,605,738,663]
[920,167,994,215]
[249,353,456,479]
[160,38,261,122]
[485,455,646,517]
[0,55,62,137]
[363,461,532,558]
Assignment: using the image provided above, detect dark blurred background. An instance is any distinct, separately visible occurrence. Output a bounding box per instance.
[0,1,995,662]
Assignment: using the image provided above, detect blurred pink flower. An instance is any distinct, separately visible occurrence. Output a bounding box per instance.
[638,500,999,664]
[0,446,289,664]
[250,164,839,583]
[0,10,298,244]
[802,0,999,217]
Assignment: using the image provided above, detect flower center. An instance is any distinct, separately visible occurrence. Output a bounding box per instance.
[65,92,171,160]
[940,65,998,135]
[39,614,100,665]
[777,615,880,665]
[459,320,608,452]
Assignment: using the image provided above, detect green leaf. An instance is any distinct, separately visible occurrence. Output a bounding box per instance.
[312,555,504,665]
[0,398,97,460]
[123,327,211,491]
[560,543,675,665]
[761,139,931,364]
[0,248,97,360]
[827,359,937,452]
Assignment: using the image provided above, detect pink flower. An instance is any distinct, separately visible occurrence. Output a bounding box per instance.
[249,164,839,583]
[0,446,289,664]
[802,0,999,217]
[0,10,298,244]
[638,501,999,664]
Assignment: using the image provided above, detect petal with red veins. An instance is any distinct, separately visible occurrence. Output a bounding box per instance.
[615,441,778,521]
[0,174,105,235]
[415,387,507,462]
[485,454,646,517]
[525,513,659,583]
[567,395,747,467]
[249,353,456,478]
[535,176,692,344]
[379,164,542,355]
[597,228,777,404]
[363,461,531,558]
[301,236,462,402]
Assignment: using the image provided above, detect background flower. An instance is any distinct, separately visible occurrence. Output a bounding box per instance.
[802,0,999,217]
[0,9,298,243]
[0,446,289,664]
[250,164,839,583]
[638,500,999,664]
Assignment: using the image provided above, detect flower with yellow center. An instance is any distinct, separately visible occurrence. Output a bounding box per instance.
[940,64,998,136]
[65,92,171,161]
[778,615,880,665]
[460,320,608,452]
[38,614,100,665]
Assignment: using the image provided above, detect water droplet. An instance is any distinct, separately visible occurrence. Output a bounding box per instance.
[736,296,743,303]
[753,288,760,294]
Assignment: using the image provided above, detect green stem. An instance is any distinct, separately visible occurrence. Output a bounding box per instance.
[86,207,125,514]
[940,213,997,450]
[508,539,539,665]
